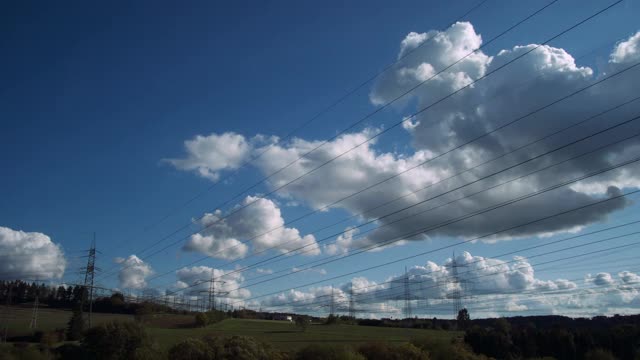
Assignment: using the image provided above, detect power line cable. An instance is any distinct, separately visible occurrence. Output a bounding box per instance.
[111,0,492,250]
[159,158,640,303]
[101,0,563,274]
[99,3,630,281]
[271,240,640,312]
[143,108,640,289]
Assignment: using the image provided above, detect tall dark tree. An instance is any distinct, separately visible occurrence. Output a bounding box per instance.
[67,305,85,340]
[457,308,470,329]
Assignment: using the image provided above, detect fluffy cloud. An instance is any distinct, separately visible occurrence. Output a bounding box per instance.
[324,227,358,255]
[164,132,275,181]
[587,272,616,286]
[261,285,339,313]
[174,266,251,305]
[611,32,640,64]
[0,226,66,280]
[261,252,639,318]
[619,270,640,284]
[183,195,319,259]
[115,255,153,290]
[348,252,577,303]
[169,25,640,254]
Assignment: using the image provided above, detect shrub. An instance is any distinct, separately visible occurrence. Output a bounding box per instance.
[168,338,213,360]
[82,321,155,360]
[134,303,153,323]
[358,342,429,360]
[66,305,85,341]
[223,335,278,360]
[326,314,339,325]
[295,316,309,332]
[167,335,284,360]
[295,345,364,360]
[412,338,487,360]
[205,310,227,324]
[195,312,209,327]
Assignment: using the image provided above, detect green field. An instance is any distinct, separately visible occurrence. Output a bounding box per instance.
[4,307,459,353]
[148,318,459,352]
[3,306,132,339]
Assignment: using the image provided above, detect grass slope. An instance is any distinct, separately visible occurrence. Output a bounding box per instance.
[148,318,460,352]
[3,306,132,338]
[4,308,459,353]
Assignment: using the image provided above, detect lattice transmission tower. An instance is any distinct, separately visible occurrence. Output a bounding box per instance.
[81,234,99,327]
[404,267,412,319]
[29,280,39,329]
[446,252,472,319]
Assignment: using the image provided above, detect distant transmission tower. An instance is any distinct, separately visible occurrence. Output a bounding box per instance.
[446,252,471,319]
[29,280,39,329]
[81,234,98,327]
[329,285,335,317]
[208,275,227,311]
[404,267,412,319]
[348,283,355,319]
[419,278,427,316]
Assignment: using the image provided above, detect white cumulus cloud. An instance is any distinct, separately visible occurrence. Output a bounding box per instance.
[165,132,272,181]
[168,25,640,254]
[183,195,319,259]
[0,226,66,280]
[115,255,153,290]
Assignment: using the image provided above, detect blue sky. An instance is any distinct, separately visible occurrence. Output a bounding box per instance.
[2,0,640,318]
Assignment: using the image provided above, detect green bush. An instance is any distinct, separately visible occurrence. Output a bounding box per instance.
[326,314,339,325]
[168,338,213,360]
[412,338,486,360]
[205,310,228,324]
[66,305,85,341]
[295,316,309,332]
[223,335,279,360]
[358,342,429,360]
[134,303,153,323]
[295,344,364,360]
[82,321,156,360]
[167,335,284,360]
[195,312,209,327]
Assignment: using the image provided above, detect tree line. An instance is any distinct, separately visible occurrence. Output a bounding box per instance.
[0,280,86,308]
[464,313,640,359]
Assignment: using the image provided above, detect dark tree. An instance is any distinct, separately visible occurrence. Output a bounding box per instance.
[457,308,470,329]
[295,316,309,332]
[67,305,85,340]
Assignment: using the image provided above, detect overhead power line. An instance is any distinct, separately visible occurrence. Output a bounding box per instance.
[143,105,640,290]
[106,0,493,254]
[318,231,640,308]
[262,239,640,313]
[99,0,563,277]
[166,60,640,276]
[155,155,640,303]
[99,1,624,281]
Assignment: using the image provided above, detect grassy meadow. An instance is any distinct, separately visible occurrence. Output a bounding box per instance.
[4,307,460,353]
[147,318,460,352]
[3,306,132,339]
